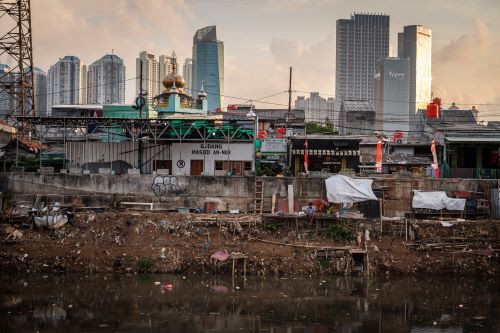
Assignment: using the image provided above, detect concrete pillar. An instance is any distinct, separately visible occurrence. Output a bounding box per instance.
[287,184,294,213]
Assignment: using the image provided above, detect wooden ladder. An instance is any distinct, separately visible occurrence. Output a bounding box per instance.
[254,178,264,214]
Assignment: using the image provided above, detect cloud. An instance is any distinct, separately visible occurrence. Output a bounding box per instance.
[432,19,500,120]
[269,34,336,95]
[30,0,194,103]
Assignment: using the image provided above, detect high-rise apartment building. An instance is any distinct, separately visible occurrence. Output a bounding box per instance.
[158,52,177,94]
[192,25,224,111]
[136,51,158,106]
[335,13,390,106]
[87,54,126,105]
[295,93,335,124]
[183,58,193,96]
[398,25,432,126]
[47,56,87,110]
[374,57,410,136]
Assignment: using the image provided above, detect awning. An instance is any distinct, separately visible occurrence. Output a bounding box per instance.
[292,149,360,156]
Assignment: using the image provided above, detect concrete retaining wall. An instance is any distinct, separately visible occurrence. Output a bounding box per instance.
[0,172,498,215]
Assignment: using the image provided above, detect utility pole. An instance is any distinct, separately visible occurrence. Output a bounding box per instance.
[286,67,293,175]
[132,60,146,173]
[288,67,292,114]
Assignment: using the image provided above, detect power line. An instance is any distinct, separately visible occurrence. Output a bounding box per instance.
[292,90,500,106]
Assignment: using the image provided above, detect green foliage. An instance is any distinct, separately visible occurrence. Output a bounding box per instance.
[18,155,38,172]
[256,166,276,176]
[136,257,154,271]
[319,258,331,269]
[327,220,355,242]
[306,121,336,134]
[265,222,277,232]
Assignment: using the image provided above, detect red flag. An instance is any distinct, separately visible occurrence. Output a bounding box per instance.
[304,140,309,174]
[375,140,382,173]
[431,139,440,178]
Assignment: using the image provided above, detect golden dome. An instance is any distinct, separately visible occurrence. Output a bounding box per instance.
[163,73,186,94]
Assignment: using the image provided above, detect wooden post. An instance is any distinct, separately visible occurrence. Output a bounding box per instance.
[271,192,276,214]
[379,199,383,236]
[232,258,235,278]
[405,218,408,242]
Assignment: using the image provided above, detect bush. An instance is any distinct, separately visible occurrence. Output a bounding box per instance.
[136,257,154,272]
[327,220,355,242]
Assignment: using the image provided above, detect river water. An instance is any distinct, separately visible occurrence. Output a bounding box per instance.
[0,274,498,332]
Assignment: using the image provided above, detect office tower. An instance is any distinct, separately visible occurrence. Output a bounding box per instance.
[398,25,432,123]
[47,56,86,109]
[25,67,48,116]
[374,57,410,136]
[136,51,158,106]
[295,93,335,124]
[0,64,15,118]
[158,52,177,94]
[192,25,224,111]
[87,54,126,105]
[335,13,390,104]
[183,58,193,96]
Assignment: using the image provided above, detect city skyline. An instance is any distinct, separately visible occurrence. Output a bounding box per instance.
[18,0,500,120]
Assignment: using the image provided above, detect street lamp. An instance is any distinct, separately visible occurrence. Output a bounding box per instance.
[246,105,258,174]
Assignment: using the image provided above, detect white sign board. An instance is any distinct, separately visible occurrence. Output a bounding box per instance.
[261,138,287,153]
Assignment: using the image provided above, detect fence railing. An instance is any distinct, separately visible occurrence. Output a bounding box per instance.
[448,168,500,179]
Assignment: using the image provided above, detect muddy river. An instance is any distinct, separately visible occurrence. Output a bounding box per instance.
[0,274,498,332]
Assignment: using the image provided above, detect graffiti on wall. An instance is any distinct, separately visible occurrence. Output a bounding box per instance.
[151,176,184,197]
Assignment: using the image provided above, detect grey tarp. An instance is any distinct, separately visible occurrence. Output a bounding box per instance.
[325,175,378,203]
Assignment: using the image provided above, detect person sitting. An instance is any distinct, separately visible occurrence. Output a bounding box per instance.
[305,202,315,219]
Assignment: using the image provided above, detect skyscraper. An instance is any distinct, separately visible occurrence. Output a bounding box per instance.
[192,25,224,111]
[158,52,177,94]
[335,13,390,106]
[87,54,126,105]
[136,51,158,106]
[0,64,15,119]
[25,67,48,116]
[47,56,87,110]
[295,93,335,124]
[398,25,432,125]
[374,57,410,136]
[183,58,193,96]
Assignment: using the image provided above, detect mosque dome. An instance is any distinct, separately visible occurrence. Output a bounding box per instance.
[163,73,186,94]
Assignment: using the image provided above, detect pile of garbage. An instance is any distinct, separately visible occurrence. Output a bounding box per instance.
[29,202,74,230]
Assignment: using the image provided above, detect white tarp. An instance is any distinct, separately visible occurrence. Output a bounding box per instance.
[325,175,378,203]
[412,190,466,211]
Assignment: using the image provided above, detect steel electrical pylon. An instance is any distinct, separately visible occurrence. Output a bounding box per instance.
[0,0,34,125]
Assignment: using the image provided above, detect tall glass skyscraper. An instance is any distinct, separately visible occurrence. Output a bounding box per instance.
[374,57,410,137]
[398,25,432,122]
[335,13,390,105]
[192,25,224,111]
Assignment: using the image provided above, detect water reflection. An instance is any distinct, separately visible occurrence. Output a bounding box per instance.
[0,274,498,332]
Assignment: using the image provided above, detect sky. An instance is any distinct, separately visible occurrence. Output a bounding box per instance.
[16,0,500,119]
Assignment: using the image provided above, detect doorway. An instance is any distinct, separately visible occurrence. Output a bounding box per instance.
[190,160,204,176]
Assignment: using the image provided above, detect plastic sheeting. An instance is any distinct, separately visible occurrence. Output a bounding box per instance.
[325,175,378,203]
[412,190,466,211]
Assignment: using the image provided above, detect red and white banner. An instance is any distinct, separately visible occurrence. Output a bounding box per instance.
[431,139,440,178]
[375,140,382,173]
[304,140,309,174]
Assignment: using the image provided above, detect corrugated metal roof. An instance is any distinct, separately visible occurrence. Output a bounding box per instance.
[445,137,500,143]
[18,137,47,150]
